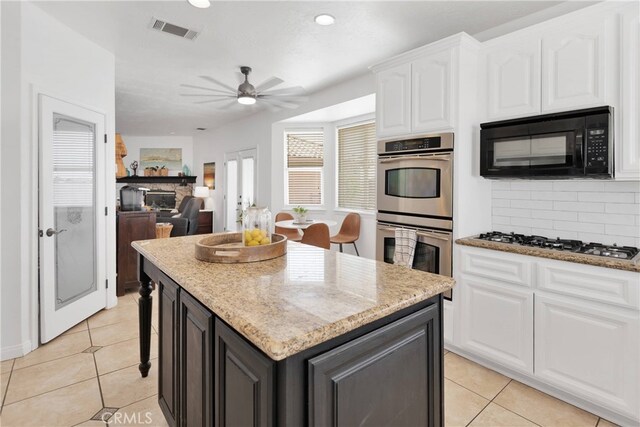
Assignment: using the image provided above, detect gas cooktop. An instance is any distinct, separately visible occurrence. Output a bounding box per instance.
[477,232,640,260]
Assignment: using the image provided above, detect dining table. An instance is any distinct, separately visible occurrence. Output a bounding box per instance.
[274,218,338,231]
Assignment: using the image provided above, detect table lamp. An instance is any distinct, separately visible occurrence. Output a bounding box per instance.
[194,186,213,210]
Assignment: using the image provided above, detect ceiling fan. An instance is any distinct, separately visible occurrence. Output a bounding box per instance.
[180,66,307,111]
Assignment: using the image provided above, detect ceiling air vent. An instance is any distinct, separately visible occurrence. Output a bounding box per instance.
[150,18,199,40]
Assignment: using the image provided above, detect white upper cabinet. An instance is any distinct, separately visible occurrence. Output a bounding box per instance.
[619,3,640,180]
[484,37,541,120]
[376,63,412,139]
[541,17,616,113]
[412,49,454,133]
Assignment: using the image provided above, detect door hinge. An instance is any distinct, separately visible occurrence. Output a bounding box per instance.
[105,279,109,289]
[104,134,107,144]
[105,206,108,216]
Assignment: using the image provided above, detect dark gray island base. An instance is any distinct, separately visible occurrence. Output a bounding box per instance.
[134,238,452,427]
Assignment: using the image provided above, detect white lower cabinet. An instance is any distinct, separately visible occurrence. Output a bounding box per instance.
[459,274,533,374]
[455,245,640,424]
[535,293,639,419]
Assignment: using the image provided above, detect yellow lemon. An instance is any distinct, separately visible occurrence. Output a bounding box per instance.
[260,229,267,238]
[260,237,271,245]
[247,240,260,247]
[251,229,262,239]
[244,230,252,242]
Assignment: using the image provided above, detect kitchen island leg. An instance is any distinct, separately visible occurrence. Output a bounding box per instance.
[138,256,153,378]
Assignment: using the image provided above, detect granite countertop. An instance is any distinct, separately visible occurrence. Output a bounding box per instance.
[456,237,640,273]
[132,235,455,361]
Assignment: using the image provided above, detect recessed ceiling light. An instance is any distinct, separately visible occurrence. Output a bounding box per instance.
[314,14,335,26]
[188,0,210,9]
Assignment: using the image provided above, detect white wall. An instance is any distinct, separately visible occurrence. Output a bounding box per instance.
[0,1,116,359]
[491,180,640,247]
[193,72,376,236]
[119,135,194,176]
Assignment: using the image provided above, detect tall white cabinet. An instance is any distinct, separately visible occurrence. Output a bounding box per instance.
[375,64,412,139]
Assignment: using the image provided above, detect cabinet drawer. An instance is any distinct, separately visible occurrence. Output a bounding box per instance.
[536,260,640,309]
[458,246,532,287]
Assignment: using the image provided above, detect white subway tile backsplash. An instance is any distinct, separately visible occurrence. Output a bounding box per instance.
[532,210,578,221]
[493,207,531,218]
[513,200,554,210]
[492,181,640,246]
[554,220,605,233]
[531,191,578,201]
[578,212,636,225]
[605,203,640,215]
[577,192,636,203]
[605,224,640,236]
[493,216,511,225]
[511,217,553,229]
[604,181,640,192]
[553,181,605,192]
[553,201,605,212]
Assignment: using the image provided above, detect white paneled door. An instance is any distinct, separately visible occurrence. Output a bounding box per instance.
[224,148,257,231]
[39,95,107,343]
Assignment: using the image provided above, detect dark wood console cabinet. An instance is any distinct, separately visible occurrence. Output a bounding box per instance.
[116,211,156,296]
[153,264,443,427]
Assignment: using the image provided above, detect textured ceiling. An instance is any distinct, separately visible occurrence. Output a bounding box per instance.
[34,1,576,135]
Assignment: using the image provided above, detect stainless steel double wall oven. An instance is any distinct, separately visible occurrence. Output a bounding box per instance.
[376,133,454,299]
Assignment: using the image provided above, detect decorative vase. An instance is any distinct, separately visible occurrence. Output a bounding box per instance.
[242,206,272,247]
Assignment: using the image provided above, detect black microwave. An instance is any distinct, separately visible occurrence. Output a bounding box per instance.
[480,106,613,179]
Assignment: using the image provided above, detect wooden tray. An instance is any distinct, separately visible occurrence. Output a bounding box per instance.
[195,232,287,263]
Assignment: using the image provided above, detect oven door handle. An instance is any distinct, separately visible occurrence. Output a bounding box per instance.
[377,226,451,242]
[378,154,451,163]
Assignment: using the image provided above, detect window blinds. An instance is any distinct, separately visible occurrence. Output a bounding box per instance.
[337,122,376,210]
[286,131,324,205]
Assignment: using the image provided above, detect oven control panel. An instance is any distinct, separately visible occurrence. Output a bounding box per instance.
[379,132,454,155]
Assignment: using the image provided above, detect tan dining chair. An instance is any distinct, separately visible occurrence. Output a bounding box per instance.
[275,212,302,242]
[300,223,331,250]
[330,213,361,256]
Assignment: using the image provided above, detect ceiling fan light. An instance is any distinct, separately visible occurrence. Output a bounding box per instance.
[237,94,256,105]
[314,14,335,26]
[188,0,210,8]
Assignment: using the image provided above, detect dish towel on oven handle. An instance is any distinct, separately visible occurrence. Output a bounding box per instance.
[393,228,417,268]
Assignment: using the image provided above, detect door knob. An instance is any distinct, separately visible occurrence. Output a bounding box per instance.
[46,228,66,237]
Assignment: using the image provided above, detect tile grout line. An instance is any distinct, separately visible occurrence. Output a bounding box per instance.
[0,359,15,414]
[463,378,510,427]
[2,377,98,408]
[10,330,93,373]
[88,323,107,410]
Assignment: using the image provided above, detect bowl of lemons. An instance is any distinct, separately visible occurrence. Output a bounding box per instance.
[195,232,287,264]
[243,228,271,247]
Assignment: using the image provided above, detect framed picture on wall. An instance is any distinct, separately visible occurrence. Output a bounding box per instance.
[204,162,215,189]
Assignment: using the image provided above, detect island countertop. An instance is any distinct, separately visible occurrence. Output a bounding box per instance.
[132,234,455,361]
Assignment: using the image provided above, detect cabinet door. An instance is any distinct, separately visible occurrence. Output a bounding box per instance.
[158,274,180,427]
[458,275,533,374]
[116,212,156,295]
[535,293,639,418]
[484,38,541,120]
[618,3,640,180]
[412,49,454,132]
[214,319,274,427]
[376,63,412,139]
[541,17,616,112]
[308,304,441,427]
[179,291,213,427]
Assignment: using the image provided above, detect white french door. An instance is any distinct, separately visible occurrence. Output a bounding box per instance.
[224,148,257,231]
[39,95,107,343]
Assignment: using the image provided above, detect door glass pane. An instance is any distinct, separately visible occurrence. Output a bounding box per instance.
[52,114,96,309]
[242,157,254,206]
[385,168,440,198]
[382,238,439,273]
[226,159,238,231]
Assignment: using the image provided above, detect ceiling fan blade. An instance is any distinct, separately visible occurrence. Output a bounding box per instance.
[260,97,300,109]
[213,99,241,110]
[180,94,235,98]
[194,97,237,104]
[259,86,306,96]
[198,75,237,93]
[260,95,308,103]
[255,77,284,93]
[180,84,232,95]
[261,102,282,113]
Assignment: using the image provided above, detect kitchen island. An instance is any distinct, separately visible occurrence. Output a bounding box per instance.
[133,234,455,427]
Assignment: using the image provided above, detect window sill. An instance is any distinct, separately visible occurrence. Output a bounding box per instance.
[333,208,376,217]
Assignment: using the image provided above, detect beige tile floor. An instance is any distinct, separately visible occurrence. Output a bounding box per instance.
[0,291,620,427]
